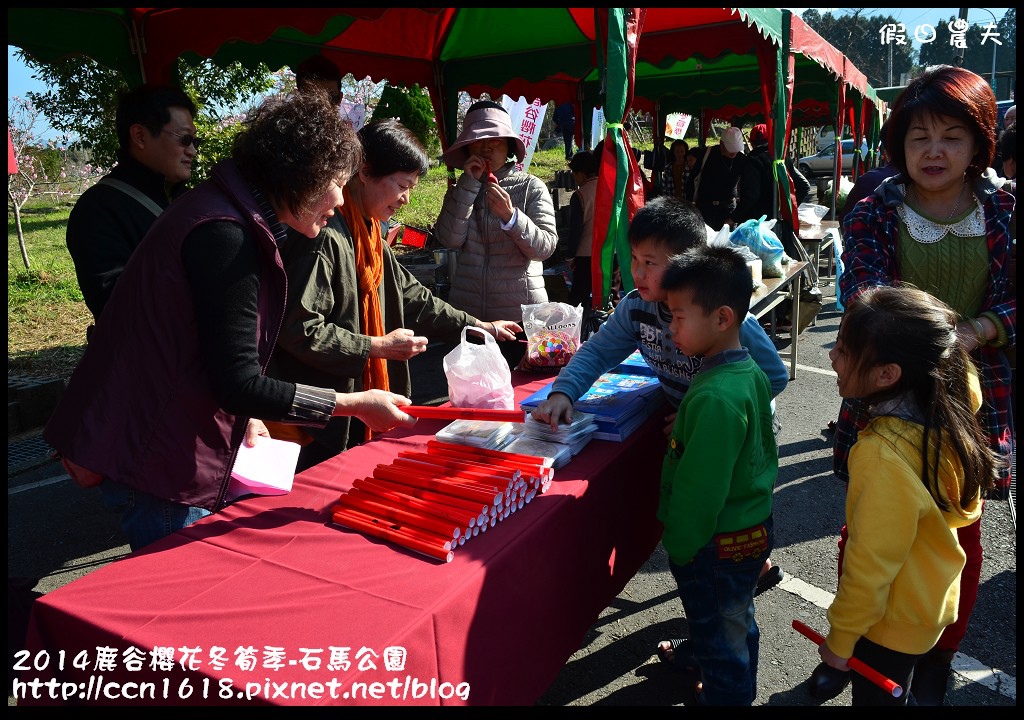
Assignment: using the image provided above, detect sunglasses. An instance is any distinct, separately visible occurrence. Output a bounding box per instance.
[163,130,204,150]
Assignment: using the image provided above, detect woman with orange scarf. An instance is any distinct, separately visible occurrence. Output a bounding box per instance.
[271,119,522,472]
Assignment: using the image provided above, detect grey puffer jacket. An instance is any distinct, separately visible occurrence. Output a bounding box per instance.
[434,161,558,320]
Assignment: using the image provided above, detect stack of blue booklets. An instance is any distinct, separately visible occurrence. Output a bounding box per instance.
[519,372,663,442]
[613,349,657,377]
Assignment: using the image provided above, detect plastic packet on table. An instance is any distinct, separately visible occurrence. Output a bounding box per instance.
[797,202,828,226]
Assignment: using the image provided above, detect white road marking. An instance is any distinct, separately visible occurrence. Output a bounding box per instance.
[8,473,70,494]
[796,364,838,377]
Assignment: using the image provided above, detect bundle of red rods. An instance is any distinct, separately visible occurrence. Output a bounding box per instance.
[331,440,554,563]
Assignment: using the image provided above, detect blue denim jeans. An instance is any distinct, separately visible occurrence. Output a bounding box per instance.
[99,479,211,551]
[668,515,774,706]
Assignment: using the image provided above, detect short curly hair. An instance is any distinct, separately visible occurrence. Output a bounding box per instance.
[233,88,363,218]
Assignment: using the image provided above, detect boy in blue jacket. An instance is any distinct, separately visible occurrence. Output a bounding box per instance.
[530,196,788,427]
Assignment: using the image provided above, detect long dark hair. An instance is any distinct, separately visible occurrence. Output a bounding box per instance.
[838,284,1000,507]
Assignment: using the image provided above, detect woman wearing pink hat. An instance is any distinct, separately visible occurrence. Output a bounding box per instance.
[435,100,559,368]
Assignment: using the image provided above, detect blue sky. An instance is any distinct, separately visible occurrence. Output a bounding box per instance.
[8,8,1011,140]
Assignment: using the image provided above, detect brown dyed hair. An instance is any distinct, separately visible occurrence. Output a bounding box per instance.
[885,64,997,181]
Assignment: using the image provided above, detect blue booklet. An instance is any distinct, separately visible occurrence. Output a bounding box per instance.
[520,372,662,428]
[591,406,658,442]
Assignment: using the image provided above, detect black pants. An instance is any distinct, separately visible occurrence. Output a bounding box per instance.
[568,259,593,308]
[849,636,922,706]
[561,126,574,160]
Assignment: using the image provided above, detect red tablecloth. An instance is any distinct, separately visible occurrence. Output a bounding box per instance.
[19,374,666,706]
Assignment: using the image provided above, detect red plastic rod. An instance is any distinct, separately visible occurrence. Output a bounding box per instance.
[791,619,903,698]
[403,406,524,422]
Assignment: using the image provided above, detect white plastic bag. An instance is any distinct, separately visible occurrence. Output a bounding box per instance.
[517,301,584,371]
[443,326,515,410]
[708,226,763,290]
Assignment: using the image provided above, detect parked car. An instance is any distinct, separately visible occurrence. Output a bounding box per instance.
[798,139,870,178]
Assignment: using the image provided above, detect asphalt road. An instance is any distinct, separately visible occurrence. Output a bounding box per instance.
[7,282,1017,707]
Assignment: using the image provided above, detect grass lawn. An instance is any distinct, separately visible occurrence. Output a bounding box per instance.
[7,146,606,380]
[8,202,93,379]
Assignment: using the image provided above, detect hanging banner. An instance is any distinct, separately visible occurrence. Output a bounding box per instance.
[590,106,606,150]
[664,113,691,140]
[8,129,18,174]
[591,8,647,308]
[502,95,547,173]
[339,101,367,132]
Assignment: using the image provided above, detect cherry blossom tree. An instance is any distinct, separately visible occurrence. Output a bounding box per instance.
[8,95,104,269]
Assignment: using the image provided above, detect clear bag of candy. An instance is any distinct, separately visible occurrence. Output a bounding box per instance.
[516,301,584,372]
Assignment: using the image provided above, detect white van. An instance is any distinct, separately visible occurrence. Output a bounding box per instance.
[816,126,836,151]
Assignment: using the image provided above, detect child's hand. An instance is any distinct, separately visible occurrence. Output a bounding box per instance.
[532,392,574,432]
[818,642,850,672]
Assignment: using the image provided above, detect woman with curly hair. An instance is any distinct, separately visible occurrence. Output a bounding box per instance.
[44,88,417,551]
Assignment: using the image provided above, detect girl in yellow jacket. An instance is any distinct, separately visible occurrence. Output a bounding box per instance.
[820,284,1001,706]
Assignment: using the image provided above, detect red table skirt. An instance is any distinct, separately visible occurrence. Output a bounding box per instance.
[19,374,666,706]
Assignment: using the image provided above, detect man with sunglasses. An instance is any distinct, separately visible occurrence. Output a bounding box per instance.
[66,83,199,324]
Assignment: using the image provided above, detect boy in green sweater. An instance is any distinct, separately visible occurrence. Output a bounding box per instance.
[658,244,778,706]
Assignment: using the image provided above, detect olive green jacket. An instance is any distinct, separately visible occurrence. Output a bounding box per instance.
[269,214,477,452]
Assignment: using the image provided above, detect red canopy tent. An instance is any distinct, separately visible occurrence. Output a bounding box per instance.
[9,7,883,303]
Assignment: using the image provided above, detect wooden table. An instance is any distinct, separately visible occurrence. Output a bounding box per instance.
[798,220,840,284]
[750,260,808,380]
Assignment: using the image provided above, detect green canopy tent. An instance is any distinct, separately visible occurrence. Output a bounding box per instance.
[578,9,887,239]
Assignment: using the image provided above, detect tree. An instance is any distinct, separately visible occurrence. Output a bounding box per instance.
[8,95,105,269]
[800,10,914,89]
[801,9,1016,98]
[370,84,440,158]
[15,50,279,177]
[918,9,1016,99]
